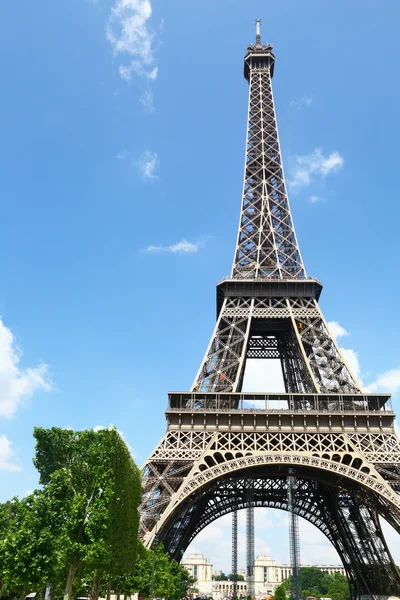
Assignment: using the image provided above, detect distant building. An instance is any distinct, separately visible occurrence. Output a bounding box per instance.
[212,580,247,599]
[254,557,346,596]
[318,565,346,576]
[182,553,213,595]
[182,553,345,598]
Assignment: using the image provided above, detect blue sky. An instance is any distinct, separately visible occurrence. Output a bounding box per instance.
[1,0,400,572]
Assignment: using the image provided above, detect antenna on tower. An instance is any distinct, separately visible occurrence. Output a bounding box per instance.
[255,18,262,45]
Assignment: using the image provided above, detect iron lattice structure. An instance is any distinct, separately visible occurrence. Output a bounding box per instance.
[246,499,255,597]
[232,510,238,599]
[288,469,301,600]
[139,22,400,600]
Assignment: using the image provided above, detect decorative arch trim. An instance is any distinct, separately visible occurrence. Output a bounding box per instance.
[176,452,400,510]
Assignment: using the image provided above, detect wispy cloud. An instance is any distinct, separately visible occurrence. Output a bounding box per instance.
[290,96,313,109]
[0,435,21,471]
[309,195,320,204]
[106,0,158,82]
[138,150,159,180]
[328,319,400,395]
[116,149,128,160]
[289,148,344,189]
[120,61,158,81]
[140,88,155,113]
[146,239,201,254]
[327,321,349,341]
[185,509,341,572]
[327,320,360,380]
[365,369,400,394]
[0,318,53,418]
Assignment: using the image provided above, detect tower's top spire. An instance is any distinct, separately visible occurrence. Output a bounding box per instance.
[255,18,262,46]
[244,20,275,80]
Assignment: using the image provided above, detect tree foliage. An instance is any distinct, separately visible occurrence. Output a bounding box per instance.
[327,572,351,600]
[283,567,350,600]
[0,426,195,600]
[274,584,287,600]
[32,426,141,600]
[213,572,245,581]
[0,427,144,600]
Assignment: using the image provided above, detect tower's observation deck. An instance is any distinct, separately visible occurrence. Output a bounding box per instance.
[244,40,275,81]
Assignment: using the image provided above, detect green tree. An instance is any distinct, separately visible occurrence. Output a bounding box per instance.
[282,568,350,600]
[300,567,331,596]
[181,566,198,595]
[126,540,194,599]
[213,572,229,581]
[0,501,17,599]
[130,540,152,597]
[274,584,287,600]
[0,471,73,600]
[33,426,141,600]
[327,573,350,600]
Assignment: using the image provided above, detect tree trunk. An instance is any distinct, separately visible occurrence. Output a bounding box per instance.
[106,582,111,600]
[19,584,26,600]
[45,582,52,600]
[64,562,78,600]
[92,571,101,600]
[116,590,121,600]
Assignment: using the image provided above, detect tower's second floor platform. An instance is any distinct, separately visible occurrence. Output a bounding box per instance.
[165,392,394,435]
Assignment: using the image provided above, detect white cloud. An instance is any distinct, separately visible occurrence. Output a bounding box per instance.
[119,62,158,82]
[0,318,53,418]
[309,195,320,204]
[0,435,21,471]
[365,369,400,394]
[326,320,360,381]
[116,149,127,160]
[184,508,344,573]
[254,535,272,558]
[242,359,285,402]
[289,148,344,189]
[138,150,159,180]
[106,0,158,82]
[327,320,400,391]
[140,88,155,113]
[340,348,361,380]
[327,321,349,341]
[184,509,400,574]
[146,239,200,254]
[290,96,313,109]
[381,518,400,565]
[327,319,400,395]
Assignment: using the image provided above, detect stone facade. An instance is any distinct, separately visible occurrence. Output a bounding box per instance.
[253,556,345,597]
[182,553,213,596]
[182,553,346,598]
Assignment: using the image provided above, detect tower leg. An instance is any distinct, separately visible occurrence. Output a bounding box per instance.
[327,492,400,598]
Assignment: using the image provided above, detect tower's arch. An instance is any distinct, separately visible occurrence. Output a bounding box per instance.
[154,461,400,599]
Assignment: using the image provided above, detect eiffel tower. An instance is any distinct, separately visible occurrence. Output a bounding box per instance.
[140,21,400,599]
